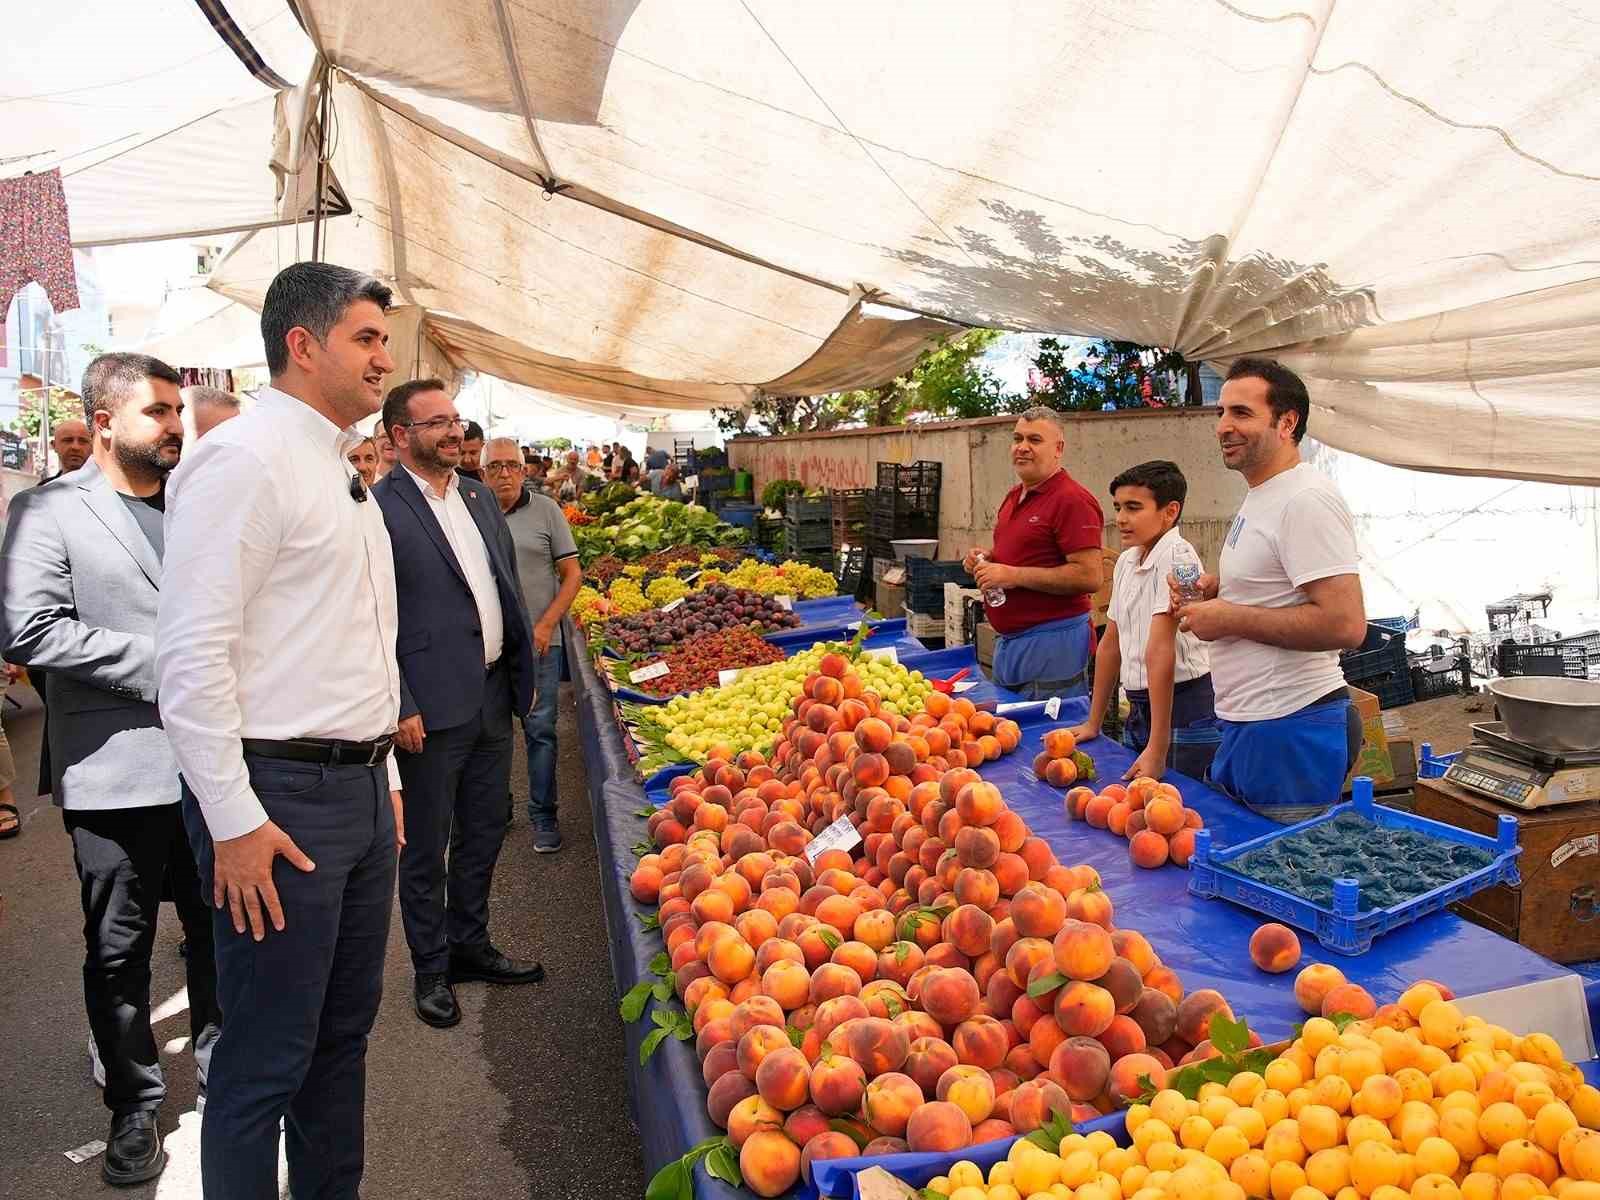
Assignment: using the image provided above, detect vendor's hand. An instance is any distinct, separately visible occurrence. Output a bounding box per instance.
[961,546,986,574]
[395,714,426,754]
[3,662,23,684]
[390,790,406,856]
[1176,598,1234,642]
[1167,571,1220,612]
[212,820,315,940]
[1067,721,1101,746]
[532,619,554,656]
[973,559,1019,590]
[1124,743,1168,782]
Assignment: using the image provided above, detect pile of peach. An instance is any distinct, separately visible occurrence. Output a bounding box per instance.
[1063,775,1206,869]
[626,656,1243,1195]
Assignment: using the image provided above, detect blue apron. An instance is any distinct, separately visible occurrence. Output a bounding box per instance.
[1123,673,1221,779]
[1208,694,1363,824]
[992,612,1093,700]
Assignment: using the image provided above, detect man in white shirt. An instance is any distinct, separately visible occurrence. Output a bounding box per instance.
[1173,358,1368,822]
[156,262,405,1200]
[374,383,543,1030]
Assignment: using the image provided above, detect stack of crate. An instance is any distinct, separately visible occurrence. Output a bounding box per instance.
[781,496,833,570]
[829,488,869,553]
[867,460,941,566]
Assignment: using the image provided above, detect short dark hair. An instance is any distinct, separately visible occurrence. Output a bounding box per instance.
[81,353,182,424]
[381,378,448,436]
[462,420,484,442]
[260,262,393,376]
[1110,460,1188,517]
[1226,357,1310,443]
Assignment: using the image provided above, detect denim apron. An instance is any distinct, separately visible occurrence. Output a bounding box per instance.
[992,612,1093,700]
[1122,673,1220,779]
[1209,693,1364,824]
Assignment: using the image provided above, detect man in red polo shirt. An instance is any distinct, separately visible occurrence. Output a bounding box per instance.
[962,406,1105,699]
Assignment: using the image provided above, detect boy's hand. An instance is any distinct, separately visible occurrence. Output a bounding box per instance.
[1124,744,1167,782]
[1067,721,1101,745]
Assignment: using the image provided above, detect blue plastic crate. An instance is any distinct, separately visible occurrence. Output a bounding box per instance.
[1187,778,1521,955]
[1418,743,1462,779]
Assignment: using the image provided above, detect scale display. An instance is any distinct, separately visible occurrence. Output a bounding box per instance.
[1444,748,1599,809]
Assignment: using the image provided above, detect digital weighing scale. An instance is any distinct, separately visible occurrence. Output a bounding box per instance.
[1442,722,1600,809]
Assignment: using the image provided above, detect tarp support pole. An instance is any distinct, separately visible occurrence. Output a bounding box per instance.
[310,59,332,263]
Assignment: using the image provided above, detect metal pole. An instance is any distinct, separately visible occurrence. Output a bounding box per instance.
[310,60,332,263]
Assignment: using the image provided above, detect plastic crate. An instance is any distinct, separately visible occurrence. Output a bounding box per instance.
[1411,645,1472,701]
[781,517,833,552]
[1340,622,1414,708]
[1372,613,1420,634]
[835,546,866,596]
[1499,641,1589,678]
[876,459,943,492]
[786,495,831,524]
[1187,779,1521,955]
[717,501,759,529]
[904,558,976,615]
[1418,743,1461,779]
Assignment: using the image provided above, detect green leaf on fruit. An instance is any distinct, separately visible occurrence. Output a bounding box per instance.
[922,1190,950,1200]
[815,927,842,951]
[647,951,671,977]
[635,911,660,931]
[703,1140,742,1186]
[1024,1108,1076,1151]
[894,940,913,965]
[633,806,655,818]
[1027,970,1069,999]
[786,1025,805,1049]
[829,1117,872,1149]
[1209,1012,1251,1056]
[639,1026,671,1066]
[882,991,904,1019]
[1134,1072,1160,1103]
[619,980,654,1022]
[1328,1011,1360,1031]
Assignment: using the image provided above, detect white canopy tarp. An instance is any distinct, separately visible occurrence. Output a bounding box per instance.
[8,2,1600,482]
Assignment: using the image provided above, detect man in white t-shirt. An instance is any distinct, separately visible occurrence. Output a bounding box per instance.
[1173,359,1368,821]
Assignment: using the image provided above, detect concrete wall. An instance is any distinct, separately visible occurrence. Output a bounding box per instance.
[728,409,1243,570]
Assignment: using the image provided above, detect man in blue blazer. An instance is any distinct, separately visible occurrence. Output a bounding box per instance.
[373,379,544,1029]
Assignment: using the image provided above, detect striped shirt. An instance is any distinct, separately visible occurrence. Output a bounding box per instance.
[1107,526,1210,691]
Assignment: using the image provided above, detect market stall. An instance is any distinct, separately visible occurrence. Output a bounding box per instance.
[570,630,1600,1199]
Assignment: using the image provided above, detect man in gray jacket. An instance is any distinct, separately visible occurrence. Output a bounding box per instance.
[0,353,219,1187]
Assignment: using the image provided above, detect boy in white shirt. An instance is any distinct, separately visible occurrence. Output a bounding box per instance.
[1070,461,1215,780]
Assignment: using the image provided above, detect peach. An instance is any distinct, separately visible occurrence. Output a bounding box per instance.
[1042,728,1077,758]
[708,1070,759,1128]
[1145,796,1186,836]
[1025,956,1064,1009]
[1067,886,1115,929]
[1004,1043,1042,1081]
[1110,1052,1168,1106]
[812,994,870,1043]
[861,1135,909,1156]
[1055,980,1117,1038]
[761,960,812,1010]
[1084,794,1115,828]
[952,1014,1009,1070]
[730,995,786,1041]
[1095,957,1145,1015]
[808,1052,867,1116]
[809,962,863,1005]
[739,1128,802,1197]
[944,904,995,958]
[1111,928,1159,975]
[727,1093,785,1147]
[1249,923,1303,974]
[858,979,909,1022]
[1019,836,1056,881]
[799,1130,859,1186]
[1010,994,1046,1038]
[1053,919,1116,981]
[1175,988,1234,1046]
[954,825,1000,869]
[1130,988,1179,1046]
[1006,936,1055,990]
[756,1045,813,1111]
[1143,963,1184,1003]
[854,717,893,753]
[1321,982,1377,1020]
[919,967,981,1027]
[1097,1014,1148,1060]
[1028,1009,1068,1069]
[877,940,924,986]
[830,939,879,984]
[861,1071,923,1137]
[1294,962,1348,1016]
[1168,828,1198,866]
[1008,1078,1072,1133]
[783,1103,830,1148]
[956,780,1004,827]
[841,1017,909,1077]
[992,853,1029,897]
[937,1063,997,1124]
[953,867,1000,910]
[1129,829,1170,869]
[971,1117,1016,1144]
[985,970,1024,1020]
[988,917,1020,965]
[1049,1034,1112,1101]
[1010,882,1067,938]
[890,1009,942,1045]
[992,810,1027,853]
[904,1035,959,1096]
[924,943,970,972]
[703,1039,741,1088]
[738,1024,793,1080]
[905,1100,973,1152]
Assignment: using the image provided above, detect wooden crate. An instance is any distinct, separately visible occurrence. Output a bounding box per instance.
[1412,776,1600,963]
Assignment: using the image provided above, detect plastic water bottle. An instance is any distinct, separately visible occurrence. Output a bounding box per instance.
[975,551,1007,608]
[1172,541,1204,606]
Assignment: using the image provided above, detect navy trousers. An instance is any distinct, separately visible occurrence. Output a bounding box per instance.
[395,660,514,974]
[183,756,396,1200]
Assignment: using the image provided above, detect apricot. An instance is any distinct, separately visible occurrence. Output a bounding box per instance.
[1054,919,1116,981]
[862,1071,923,1137]
[1294,963,1348,1016]
[920,966,982,1027]
[1250,923,1304,974]
[739,1128,802,1197]
[1129,829,1171,868]
[1050,1035,1112,1101]
[905,1099,974,1152]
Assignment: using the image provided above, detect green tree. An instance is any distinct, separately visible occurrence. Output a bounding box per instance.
[10,383,83,439]
[1027,338,1200,412]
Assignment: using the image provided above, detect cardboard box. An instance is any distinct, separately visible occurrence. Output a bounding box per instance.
[875,579,906,618]
[1345,684,1395,789]
[975,622,997,669]
[944,582,983,646]
[1092,545,1118,629]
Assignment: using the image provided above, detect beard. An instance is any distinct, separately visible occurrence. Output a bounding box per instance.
[411,436,460,476]
[115,436,180,477]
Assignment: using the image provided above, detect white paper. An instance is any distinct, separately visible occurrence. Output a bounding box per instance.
[862,647,899,664]
[1045,696,1062,719]
[684,474,700,490]
[804,814,863,864]
[629,661,672,684]
[661,597,685,612]
[774,594,793,610]
[1455,975,1596,1062]
[995,701,1035,714]
[1551,832,1599,868]
[953,681,979,693]
[717,668,743,686]
[63,1140,106,1164]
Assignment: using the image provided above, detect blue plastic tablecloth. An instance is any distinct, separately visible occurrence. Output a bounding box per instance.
[791,596,866,625]
[572,647,1600,1200]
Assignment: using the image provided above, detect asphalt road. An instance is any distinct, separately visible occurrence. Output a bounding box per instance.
[0,679,647,1198]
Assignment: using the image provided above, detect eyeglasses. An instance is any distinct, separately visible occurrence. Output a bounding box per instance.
[484,461,523,474]
[401,416,465,434]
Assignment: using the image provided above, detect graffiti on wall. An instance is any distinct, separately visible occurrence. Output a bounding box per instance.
[742,449,871,490]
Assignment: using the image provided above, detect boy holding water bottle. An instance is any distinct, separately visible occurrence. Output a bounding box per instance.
[1069,461,1216,780]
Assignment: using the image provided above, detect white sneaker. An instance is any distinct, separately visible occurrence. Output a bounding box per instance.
[88,1030,105,1088]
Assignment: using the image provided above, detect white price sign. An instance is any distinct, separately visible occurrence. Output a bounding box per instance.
[804,815,863,865]
[1046,696,1062,719]
[628,661,672,684]
[661,597,685,612]
[717,668,743,686]
[774,594,794,610]
[862,647,899,664]
[952,681,979,693]
[684,474,700,490]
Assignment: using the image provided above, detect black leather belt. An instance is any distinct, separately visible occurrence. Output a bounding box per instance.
[241,736,394,767]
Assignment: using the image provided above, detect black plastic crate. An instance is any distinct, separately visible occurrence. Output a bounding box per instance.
[1340,622,1414,708]
[868,485,940,523]
[830,488,870,551]
[876,460,943,493]
[782,520,833,552]
[1499,641,1589,679]
[1411,651,1472,701]
[905,559,975,615]
[786,495,831,524]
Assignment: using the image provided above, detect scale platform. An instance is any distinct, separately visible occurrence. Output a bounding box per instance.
[1442,722,1600,809]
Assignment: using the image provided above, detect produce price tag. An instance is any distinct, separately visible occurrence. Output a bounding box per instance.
[717,668,743,686]
[628,661,672,684]
[952,681,979,693]
[660,597,685,612]
[774,594,793,610]
[804,815,863,865]
[684,474,700,490]
[862,647,899,664]
[1045,696,1062,719]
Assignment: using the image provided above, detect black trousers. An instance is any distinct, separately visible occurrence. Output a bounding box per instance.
[184,757,396,1200]
[63,802,220,1117]
[395,660,514,975]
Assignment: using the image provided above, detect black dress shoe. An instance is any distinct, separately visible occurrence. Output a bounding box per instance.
[103,1110,165,1186]
[414,972,461,1028]
[448,944,545,985]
